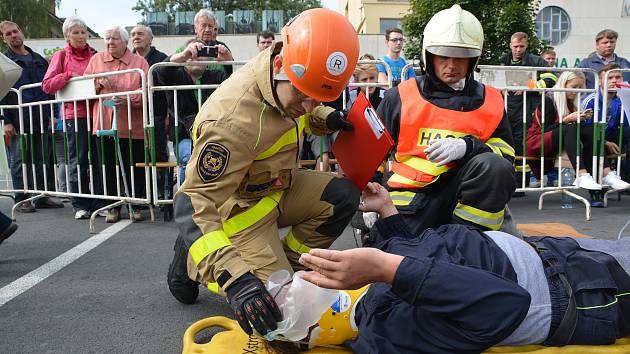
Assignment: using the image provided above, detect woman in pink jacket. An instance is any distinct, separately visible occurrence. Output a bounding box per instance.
[83,25,149,223]
[42,16,103,220]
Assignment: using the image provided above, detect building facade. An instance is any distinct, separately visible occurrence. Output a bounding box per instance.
[536,0,630,67]
[27,1,630,68]
[340,0,410,34]
[340,0,630,68]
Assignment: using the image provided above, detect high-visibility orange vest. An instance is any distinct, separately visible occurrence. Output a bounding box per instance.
[388,79,504,189]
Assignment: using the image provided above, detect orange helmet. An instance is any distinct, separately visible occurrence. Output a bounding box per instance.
[281,8,359,102]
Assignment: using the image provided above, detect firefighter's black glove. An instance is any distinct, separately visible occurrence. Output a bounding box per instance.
[326,110,353,132]
[225,272,283,336]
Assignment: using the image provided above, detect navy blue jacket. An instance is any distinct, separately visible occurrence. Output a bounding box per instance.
[578,52,630,89]
[349,219,530,354]
[0,45,52,132]
[349,217,630,354]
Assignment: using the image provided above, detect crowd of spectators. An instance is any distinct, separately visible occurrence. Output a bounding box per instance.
[1,9,629,225]
[0,10,235,222]
[508,29,630,206]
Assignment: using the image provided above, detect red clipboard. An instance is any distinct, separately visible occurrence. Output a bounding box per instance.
[332,91,394,189]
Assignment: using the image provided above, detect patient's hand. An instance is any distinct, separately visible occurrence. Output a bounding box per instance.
[359,182,397,217]
[299,248,403,290]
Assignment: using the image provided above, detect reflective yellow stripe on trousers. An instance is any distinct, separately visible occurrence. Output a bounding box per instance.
[202,116,306,293]
[515,164,531,173]
[486,138,515,158]
[284,229,311,255]
[453,202,504,231]
[206,191,284,293]
[189,230,232,265]
[223,191,284,236]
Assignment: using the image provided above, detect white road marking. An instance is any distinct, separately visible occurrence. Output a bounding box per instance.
[0,220,132,307]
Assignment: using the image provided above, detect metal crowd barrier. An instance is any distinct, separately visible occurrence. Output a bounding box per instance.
[146,60,247,207]
[146,59,394,206]
[2,69,151,232]
[1,57,396,229]
[0,88,20,193]
[477,65,604,220]
[601,68,630,206]
[401,63,421,82]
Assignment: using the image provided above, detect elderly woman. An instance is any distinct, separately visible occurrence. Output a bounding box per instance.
[83,26,149,223]
[42,16,102,220]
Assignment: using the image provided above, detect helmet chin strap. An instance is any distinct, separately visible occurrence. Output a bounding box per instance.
[271,77,291,118]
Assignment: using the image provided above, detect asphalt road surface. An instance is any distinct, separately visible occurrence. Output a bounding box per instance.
[1,189,628,353]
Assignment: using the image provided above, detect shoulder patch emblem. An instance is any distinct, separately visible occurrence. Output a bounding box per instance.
[197,142,230,183]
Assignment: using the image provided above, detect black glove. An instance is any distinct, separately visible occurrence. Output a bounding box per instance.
[225,273,283,336]
[370,171,384,183]
[326,110,353,132]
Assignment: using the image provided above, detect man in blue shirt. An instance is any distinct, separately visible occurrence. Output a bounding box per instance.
[578,29,630,89]
[581,63,630,188]
[376,28,415,87]
[0,21,63,212]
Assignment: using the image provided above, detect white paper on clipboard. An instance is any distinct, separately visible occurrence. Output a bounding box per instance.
[618,88,630,121]
[56,78,96,102]
[364,106,385,139]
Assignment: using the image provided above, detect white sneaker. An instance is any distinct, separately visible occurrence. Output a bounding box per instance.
[74,209,91,220]
[603,171,630,190]
[573,173,602,190]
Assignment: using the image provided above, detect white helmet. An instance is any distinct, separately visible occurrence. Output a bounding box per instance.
[0,52,22,100]
[422,4,484,70]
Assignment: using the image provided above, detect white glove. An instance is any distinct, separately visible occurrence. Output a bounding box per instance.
[424,138,467,166]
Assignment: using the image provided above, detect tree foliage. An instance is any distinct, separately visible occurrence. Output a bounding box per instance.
[132,0,321,22]
[403,0,546,65]
[0,0,60,40]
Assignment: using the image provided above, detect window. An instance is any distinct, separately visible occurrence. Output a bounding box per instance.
[380,19,403,34]
[535,6,571,45]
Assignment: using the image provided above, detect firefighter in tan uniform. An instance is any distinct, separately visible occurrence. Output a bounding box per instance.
[371,5,516,240]
[167,9,361,336]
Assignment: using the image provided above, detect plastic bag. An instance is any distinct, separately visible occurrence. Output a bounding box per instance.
[264,269,339,342]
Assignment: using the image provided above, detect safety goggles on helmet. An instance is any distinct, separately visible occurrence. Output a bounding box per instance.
[426,46,481,59]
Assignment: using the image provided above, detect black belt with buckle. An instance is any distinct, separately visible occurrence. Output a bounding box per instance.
[526,239,577,346]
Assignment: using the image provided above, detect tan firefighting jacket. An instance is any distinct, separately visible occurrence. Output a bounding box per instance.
[176,42,334,290]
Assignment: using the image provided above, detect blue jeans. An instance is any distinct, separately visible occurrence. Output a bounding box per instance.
[0,210,11,231]
[64,119,105,211]
[178,138,192,182]
[8,132,53,202]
